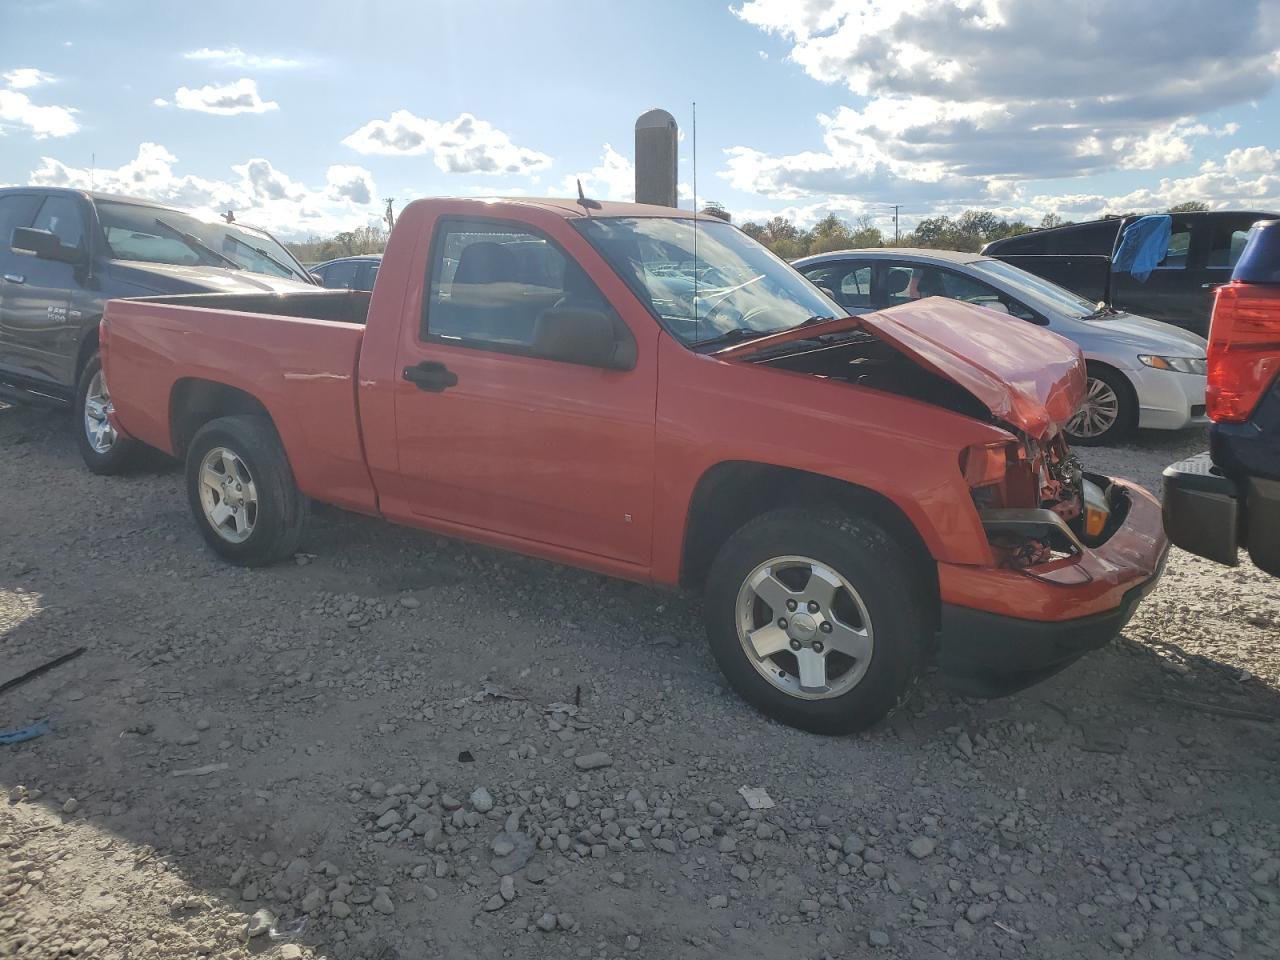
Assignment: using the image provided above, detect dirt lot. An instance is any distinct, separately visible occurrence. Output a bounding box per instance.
[1,403,1278,960]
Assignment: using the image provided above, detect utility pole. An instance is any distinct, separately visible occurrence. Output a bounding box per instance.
[383,198,396,233]
[891,204,901,244]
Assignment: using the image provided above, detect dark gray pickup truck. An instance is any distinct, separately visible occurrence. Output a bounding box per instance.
[0,187,315,471]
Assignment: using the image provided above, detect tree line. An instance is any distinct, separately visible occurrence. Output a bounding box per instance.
[724,200,1209,259]
[283,200,1211,265]
[285,224,388,265]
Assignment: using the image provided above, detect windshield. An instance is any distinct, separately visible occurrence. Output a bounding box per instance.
[96,201,311,283]
[574,217,841,346]
[971,258,1099,320]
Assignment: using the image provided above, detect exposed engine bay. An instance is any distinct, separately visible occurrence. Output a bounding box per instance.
[748,329,1120,570]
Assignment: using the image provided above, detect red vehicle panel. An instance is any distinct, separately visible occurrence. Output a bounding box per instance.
[101,196,1168,733]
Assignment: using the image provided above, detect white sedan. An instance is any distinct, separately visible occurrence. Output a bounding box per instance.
[794,248,1208,445]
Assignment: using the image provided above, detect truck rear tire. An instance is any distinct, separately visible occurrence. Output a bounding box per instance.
[185,415,308,567]
[76,353,140,475]
[704,507,925,734]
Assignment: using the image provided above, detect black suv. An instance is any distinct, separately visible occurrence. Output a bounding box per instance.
[1163,220,1280,577]
[0,188,315,472]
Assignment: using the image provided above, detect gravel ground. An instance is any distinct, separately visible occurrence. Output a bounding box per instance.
[1,404,1278,960]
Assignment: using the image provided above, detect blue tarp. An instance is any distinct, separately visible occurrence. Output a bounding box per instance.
[1112,215,1173,282]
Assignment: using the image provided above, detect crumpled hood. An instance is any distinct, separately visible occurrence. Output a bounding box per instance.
[719,296,1086,439]
[107,260,315,295]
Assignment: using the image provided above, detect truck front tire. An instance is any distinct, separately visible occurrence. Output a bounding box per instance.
[76,353,139,475]
[185,415,308,567]
[704,508,925,734]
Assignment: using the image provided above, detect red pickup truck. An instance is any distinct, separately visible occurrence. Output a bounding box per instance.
[100,197,1168,733]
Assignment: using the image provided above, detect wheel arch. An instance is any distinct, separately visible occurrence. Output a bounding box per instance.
[679,461,940,630]
[1083,358,1139,408]
[169,378,275,459]
[74,327,101,381]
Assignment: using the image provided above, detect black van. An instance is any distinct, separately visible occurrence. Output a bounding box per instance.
[982,210,1276,335]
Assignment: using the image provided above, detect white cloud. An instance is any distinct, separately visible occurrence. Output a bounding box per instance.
[560,144,633,201]
[183,47,303,70]
[3,68,54,90]
[325,164,376,204]
[727,0,1280,201]
[0,69,78,138]
[27,143,380,238]
[343,110,552,176]
[152,97,169,107]
[172,78,278,115]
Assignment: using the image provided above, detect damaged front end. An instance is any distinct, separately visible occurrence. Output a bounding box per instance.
[963,431,1123,573]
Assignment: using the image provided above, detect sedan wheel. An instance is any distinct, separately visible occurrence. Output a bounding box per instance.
[1064,366,1136,446]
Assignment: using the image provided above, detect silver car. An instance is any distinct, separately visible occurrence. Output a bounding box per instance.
[793,249,1208,445]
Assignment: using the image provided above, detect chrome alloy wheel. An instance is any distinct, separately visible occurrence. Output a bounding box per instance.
[734,556,874,700]
[198,447,259,544]
[83,369,117,454]
[1066,376,1120,439]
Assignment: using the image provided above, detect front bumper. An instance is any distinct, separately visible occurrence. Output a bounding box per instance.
[1132,365,1207,431]
[1162,451,1280,576]
[936,477,1169,696]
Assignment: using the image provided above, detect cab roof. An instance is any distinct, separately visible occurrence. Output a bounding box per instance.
[403,196,719,221]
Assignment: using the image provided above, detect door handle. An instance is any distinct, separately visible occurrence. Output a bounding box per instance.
[2,274,24,284]
[1201,282,1221,289]
[403,360,458,392]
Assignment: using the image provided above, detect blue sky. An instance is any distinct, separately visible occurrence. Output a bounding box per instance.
[3,0,1279,238]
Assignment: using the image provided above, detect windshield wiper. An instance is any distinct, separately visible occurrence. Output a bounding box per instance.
[221,232,303,281]
[153,218,242,270]
[694,327,771,349]
[1081,304,1118,321]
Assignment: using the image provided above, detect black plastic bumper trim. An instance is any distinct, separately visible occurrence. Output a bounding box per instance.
[937,545,1168,698]
[1162,452,1242,566]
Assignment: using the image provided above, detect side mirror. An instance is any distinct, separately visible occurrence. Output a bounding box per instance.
[531,306,636,370]
[309,271,325,284]
[12,227,80,263]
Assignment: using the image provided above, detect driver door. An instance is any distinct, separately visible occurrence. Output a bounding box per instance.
[392,216,658,566]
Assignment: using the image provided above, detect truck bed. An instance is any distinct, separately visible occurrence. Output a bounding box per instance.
[102,294,378,514]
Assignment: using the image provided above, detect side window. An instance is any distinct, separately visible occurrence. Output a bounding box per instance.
[0,195,41,249]
[800,263,870,310]
[992,232,1048,255]
[882,265,919,307]
[837,265,872,308]
[1052,222,1119,256]
[938,270,1037,322]
[357,262,379,292]
[1158,221,1191,269]
[32,195,85,250]
[321,261,359,289]
[424,218,628,367]
[1207,218,1258,269]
